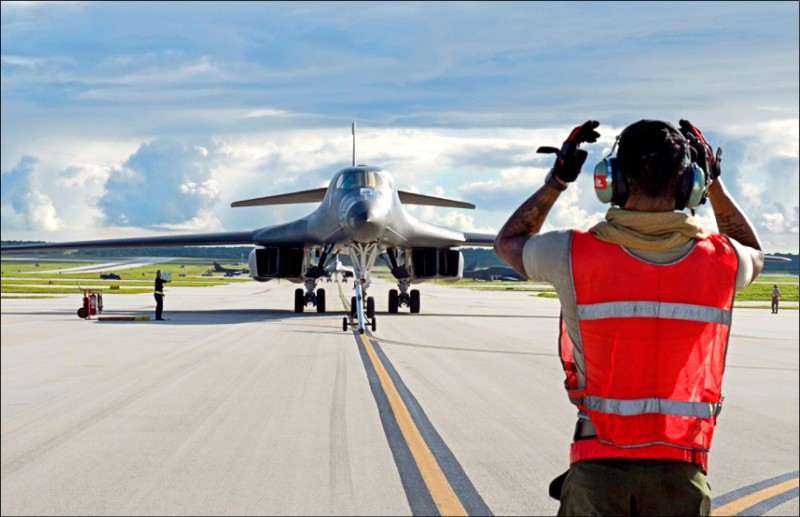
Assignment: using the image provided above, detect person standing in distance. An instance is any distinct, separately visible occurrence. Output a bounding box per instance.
[772,284,781,313]
[494,119,764,516]
[154,269,171,321]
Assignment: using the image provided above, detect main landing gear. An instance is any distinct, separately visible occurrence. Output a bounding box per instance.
[387,278,420,313]
[295,245,337,314]
[384,248,420,314]
[295,278,326,313]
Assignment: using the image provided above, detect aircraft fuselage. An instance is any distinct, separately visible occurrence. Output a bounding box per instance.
[250,166,467,254]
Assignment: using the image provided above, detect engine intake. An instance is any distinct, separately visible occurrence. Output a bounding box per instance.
[410,248,463,281]
[249,247,305,281]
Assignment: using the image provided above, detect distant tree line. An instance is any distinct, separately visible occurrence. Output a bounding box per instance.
[0,241,254,261]
[2,241,797,274]
[761,253,800,274]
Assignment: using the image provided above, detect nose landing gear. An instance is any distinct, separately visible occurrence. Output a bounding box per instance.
[343,280,376,334]
[341,242,381,334]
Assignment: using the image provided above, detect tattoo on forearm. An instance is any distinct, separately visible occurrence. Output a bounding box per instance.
[708,182,762,251]
[501,186,560,238]
[495,183,564,275]
[715,212,757,248]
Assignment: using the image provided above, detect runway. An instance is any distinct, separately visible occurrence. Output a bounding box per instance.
[2,279,798,515]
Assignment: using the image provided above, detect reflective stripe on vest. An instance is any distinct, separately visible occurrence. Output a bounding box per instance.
[577,301,731,326]
[562,231,739,462]
[571,395,723,418]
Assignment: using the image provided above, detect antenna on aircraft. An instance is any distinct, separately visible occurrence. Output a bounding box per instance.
[352,122,356,166]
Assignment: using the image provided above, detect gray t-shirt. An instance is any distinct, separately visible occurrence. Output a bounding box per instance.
[522,230,759,346]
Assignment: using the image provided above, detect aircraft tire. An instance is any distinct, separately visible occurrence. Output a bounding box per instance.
[410,289,420,313]
[351,296,357,318]
[371,316,377,332]
[316,289,326,313]
[294,288,304,313]
[388,289,399,313]
[342,317,348,332]
[367,296,375,318]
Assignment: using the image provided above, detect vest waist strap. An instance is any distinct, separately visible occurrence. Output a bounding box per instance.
[570,438,709,473]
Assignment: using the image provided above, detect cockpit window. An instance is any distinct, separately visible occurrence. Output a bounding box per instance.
[339,171,389,190]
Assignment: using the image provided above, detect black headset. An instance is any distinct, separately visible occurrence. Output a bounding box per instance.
[593,124,709,211]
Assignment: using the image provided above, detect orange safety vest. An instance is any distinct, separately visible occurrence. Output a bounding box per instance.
[560,231,738,472]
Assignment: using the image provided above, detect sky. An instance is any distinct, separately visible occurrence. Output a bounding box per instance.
[1,1,798,253]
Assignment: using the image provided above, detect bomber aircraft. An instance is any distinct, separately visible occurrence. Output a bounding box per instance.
[212,262,250,277]
[1,124,495,334]
[324,255,355,282]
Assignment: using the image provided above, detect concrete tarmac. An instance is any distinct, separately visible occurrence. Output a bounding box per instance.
[2,279,798,516]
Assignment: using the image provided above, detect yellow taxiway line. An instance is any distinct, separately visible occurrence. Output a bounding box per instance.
[712,476,799,516]
[358,332,467,516]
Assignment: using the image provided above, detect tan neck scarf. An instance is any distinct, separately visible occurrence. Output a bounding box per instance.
[590,207,710,251]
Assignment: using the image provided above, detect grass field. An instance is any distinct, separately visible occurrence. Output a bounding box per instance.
[1,259,250,296]
[736,276,798,302]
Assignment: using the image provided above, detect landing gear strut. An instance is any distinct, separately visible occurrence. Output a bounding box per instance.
[295,245,336,313]
[342,242,381,334]
[385,248,420,314]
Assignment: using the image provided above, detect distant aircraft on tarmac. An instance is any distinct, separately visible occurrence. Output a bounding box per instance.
[1,123,495,334]
[212,262,250,277]
[464,266,525,282]
[324,255,354,282]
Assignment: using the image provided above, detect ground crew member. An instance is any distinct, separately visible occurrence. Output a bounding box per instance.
[494,119,764,516]
[772,284,781,313]
[154,269,170,320]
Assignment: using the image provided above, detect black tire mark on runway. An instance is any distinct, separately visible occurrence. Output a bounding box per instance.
[725,364,798,371]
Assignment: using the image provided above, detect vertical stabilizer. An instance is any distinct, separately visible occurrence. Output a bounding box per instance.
[352,122,356,166]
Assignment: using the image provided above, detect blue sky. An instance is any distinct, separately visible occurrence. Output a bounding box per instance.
[2,1,798,252]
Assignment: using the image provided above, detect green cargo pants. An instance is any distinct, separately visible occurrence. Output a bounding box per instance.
[556,459,712,516]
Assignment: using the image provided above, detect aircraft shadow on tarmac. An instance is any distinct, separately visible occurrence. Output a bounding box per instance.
[1,308,330,325]
[100,310,559,325]
[106,309,338,325]
[2,307,560,325]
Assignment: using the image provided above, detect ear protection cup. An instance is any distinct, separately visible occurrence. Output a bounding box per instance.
[593,157,629,206]
[594,122,710,210]
[676,162,706,210]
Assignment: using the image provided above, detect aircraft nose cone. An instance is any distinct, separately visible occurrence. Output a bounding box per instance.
[345,200,385,242]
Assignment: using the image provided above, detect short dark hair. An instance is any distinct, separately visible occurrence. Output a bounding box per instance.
[616,120,688,199]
